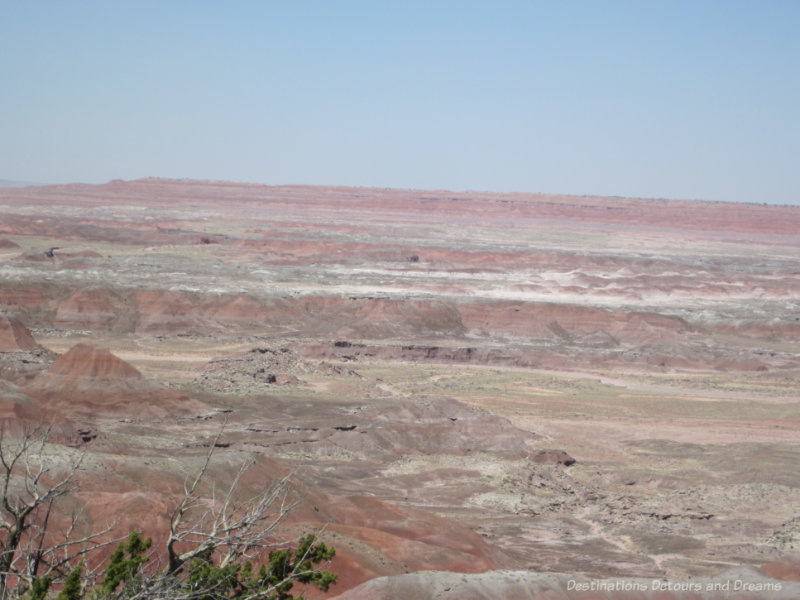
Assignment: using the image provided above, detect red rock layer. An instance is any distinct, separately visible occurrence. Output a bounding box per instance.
[45,342,143,381]
[25,343,208,418]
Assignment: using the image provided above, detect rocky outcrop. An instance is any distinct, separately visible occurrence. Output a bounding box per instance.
[0,347,57,385]
[341,398,537,459]
[0,314,56,384]
[195,346,359,394]
[529,449,576,466]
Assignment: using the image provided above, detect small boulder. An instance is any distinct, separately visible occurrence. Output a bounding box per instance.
[528,449,576,466]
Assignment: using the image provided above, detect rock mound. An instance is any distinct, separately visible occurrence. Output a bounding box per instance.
[28,342,152,405]
[529,449,576,466]
[0,315,54,384]
[0,347,57,385]
[0,313,37,351]
[27,343,208,418]
[196,346,354,395]
[327,397,537,459]
[44,343,143,386]
[0,238,20,249]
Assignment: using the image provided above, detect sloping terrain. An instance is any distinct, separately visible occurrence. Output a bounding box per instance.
[0,179,799,597]
[0,313,36,351]
[24,342,208,418]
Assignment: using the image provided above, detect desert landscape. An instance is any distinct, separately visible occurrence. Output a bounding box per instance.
[1,178,799,598]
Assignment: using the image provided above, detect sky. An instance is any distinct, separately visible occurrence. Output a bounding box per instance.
[2,1,799,204]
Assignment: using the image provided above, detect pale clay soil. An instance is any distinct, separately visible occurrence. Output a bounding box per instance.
[1,179,800,598]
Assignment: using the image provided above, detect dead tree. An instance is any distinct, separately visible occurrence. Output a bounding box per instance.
[151,432,337,600]
[165,432,298,575]
[0,426,117,599]
[0,426,336,600]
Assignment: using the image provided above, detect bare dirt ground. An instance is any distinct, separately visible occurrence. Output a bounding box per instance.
[1,179,799,598]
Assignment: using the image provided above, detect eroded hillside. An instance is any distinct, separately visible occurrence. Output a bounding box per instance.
[1,179,799,598]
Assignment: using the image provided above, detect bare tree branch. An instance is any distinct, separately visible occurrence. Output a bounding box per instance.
[0,425,100,599]
[166,436,299,575]
[0,423,336,600]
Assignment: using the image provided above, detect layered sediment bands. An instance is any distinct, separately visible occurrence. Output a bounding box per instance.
[1,278,794,375]
[0,380,46,422]
[0,283,60,327]
[1,284,692,344]
[25,342,207,417]
[27,342,150,405]
[329,397,537,459]
[232,239,650,271]
[318,491,511,589]
[1,179,799,596]
[0,283,470,338]
[44,342,144,382]
[222,394,539,461]
[4,178,799,236]
[134,293,467,337]
[47,455,507,595]
[0,280,789,371]
[0,380,80,441]
[134,290,211,333]
[457,301,695,345]
[716,321,800,342]
[0,213,216,246]
[322,495,507,580]
[55,289,128,331]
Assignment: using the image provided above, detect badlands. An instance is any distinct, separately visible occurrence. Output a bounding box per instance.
[1,178,799,598]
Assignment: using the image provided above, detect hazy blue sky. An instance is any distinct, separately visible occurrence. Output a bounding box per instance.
[2,1,799,204]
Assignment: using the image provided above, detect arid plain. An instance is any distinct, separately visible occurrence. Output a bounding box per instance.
[1,179,800,599]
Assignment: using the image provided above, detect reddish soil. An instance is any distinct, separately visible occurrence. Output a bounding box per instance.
[1,179,798,598]
[0,313,37,351]
[45,342,143,381]
[22,342,208,418]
